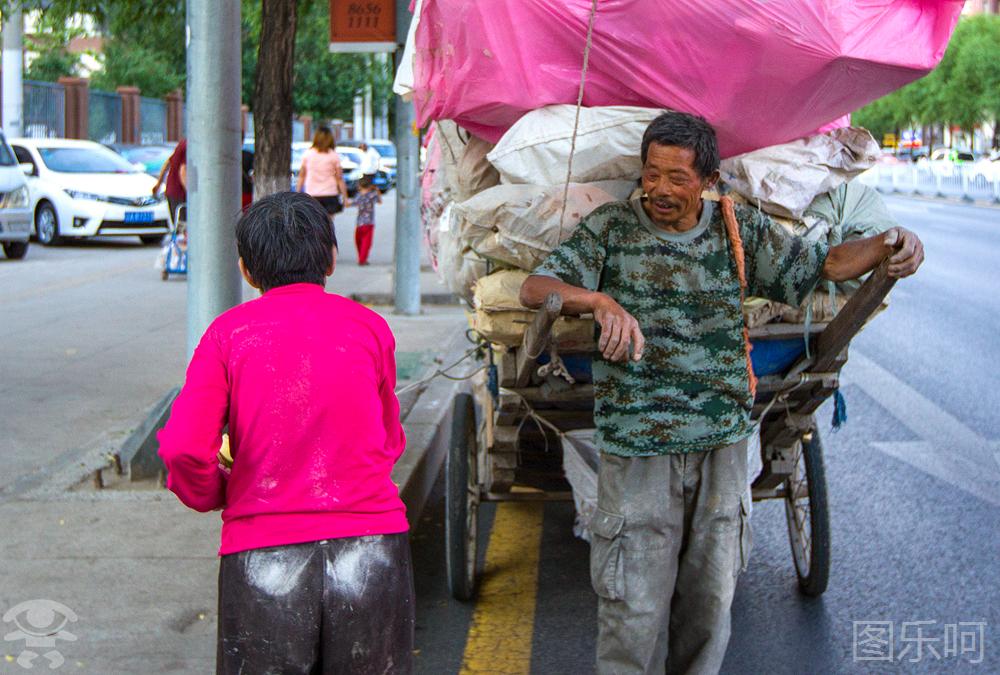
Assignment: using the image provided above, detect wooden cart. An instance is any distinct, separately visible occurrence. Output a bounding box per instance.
[445,260,897,601]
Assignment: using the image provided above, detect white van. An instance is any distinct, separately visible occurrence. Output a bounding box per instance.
[0,130,32,259]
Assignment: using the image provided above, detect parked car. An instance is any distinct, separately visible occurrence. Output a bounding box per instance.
[0,130,32,259]
[928,147,976,163]
[894,146,927,163]
[10,138,170,245]
[106,143,177,177]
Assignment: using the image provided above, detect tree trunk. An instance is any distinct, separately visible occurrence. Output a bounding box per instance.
[253,0,298,199]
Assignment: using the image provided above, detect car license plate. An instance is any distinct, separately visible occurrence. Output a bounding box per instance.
[124,211,154,224]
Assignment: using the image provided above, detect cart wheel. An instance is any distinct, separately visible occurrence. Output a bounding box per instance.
[783,427,830,597]
[446,393,480,601]
[161,269,169,281]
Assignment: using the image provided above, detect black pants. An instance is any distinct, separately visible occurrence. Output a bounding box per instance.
[217,534,414,675]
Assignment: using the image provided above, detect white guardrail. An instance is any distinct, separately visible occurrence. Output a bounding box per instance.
[859,161,1000,203]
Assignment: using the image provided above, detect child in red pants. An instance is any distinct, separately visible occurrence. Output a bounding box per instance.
[353,175,382,265]
[158,192,413,674]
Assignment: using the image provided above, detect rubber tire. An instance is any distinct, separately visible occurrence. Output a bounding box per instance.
[446,393,479,601]
[3,241,28,259]
[784,428,831,597]
[35,202,61,246]
[140,234,164,245]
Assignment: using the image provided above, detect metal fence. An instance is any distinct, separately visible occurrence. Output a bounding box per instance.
[858,162,1000,203]
[88,89,122,144]
[140,96,167,144]
[22,80,65,139]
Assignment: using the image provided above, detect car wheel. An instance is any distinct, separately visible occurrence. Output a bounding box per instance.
[140,234,164,245]
[3,241,28,259]
[35,202,61,245]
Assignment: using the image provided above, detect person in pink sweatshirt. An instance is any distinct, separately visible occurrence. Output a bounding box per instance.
[157,191,413,674]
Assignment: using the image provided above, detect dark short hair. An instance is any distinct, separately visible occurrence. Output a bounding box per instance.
[359,174,373,189]
[235,191,337,292]
[641,111,720,178]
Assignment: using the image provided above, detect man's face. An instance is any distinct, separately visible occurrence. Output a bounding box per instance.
[640,143,718,231]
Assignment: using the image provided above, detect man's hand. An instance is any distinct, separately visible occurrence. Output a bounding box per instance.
[594,295,645,363]
[884,227,924,278]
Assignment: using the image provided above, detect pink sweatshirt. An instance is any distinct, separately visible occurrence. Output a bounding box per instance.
[157,283,408,556]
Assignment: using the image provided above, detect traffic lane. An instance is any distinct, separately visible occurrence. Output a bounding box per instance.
[0,238,189,494]
[411,406,999,673]
[867,198,1000,437]
[726,392,1000,674]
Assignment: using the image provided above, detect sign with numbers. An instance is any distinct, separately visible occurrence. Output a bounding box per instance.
[329,0,397,53]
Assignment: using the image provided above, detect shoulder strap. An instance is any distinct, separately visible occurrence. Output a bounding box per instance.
[719,196,757,398]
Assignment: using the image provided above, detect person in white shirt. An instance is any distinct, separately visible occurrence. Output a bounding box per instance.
[358,142,382,176]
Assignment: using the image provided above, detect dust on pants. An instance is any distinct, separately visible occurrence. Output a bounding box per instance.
[591,439,752,675]
[217,533,414,675]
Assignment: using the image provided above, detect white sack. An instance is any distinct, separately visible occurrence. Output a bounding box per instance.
[487,105,667,185]
[454,180,634,270]
[719,127,880,220]
[436,202,487,304]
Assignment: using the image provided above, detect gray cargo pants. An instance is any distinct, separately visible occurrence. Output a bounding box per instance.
[591,439,752,675]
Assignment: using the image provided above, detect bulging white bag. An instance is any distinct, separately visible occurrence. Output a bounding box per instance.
[719,127,880,220]
[454,180,634,271]
[487,105,666,185]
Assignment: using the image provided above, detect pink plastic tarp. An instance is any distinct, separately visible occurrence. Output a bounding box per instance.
[411,0,963,158]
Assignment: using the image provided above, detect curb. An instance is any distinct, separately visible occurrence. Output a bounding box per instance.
[392,331,473,521]
[99,326,471,524]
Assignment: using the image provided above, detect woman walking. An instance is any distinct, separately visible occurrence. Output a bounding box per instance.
[296,126,349,230]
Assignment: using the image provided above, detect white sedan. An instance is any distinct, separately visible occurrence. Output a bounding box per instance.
[10,138,171,245]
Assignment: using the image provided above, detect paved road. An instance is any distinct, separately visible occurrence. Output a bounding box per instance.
[410,195,1000,674]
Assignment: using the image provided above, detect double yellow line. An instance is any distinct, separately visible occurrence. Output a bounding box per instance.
[459,502,545,674]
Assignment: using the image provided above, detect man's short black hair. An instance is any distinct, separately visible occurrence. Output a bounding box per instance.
[235,191,337,292]
[641,111,720,178]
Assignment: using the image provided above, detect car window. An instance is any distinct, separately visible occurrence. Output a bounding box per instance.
[11,145,33,167]
[37,146,142,173]
[370,143,395,158]
[0,138,15,166]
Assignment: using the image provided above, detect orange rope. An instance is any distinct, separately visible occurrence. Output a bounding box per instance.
[720,196,757,398]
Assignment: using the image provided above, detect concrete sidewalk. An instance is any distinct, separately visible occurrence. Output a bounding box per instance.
[0,201,472,673]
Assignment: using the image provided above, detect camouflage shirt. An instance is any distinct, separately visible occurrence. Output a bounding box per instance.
[534,196,829,456]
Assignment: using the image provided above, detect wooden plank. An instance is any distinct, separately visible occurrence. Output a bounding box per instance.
[813,259,895,372]
[748,322,828,341]
[498,349,517,388]
[509,384,595,404]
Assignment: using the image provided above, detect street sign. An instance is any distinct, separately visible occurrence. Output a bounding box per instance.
[883,133,897,148]
[329,0,396,53]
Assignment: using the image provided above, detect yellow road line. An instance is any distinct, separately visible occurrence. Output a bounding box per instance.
[460,501,545,675]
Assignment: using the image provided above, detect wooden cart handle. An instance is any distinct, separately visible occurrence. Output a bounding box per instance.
[524,292,563,359]
[812,258,896,372]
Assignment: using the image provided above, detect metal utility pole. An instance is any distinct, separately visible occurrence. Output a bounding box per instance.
[393,0,420,315]
[2,6,24,137]
[185,0,243,356]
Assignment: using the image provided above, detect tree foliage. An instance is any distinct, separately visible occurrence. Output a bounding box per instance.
[853,14,1000,148]
[241,0,393,122]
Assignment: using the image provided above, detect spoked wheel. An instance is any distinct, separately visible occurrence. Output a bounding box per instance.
[446,393,480,601]
[783,425,830,597]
